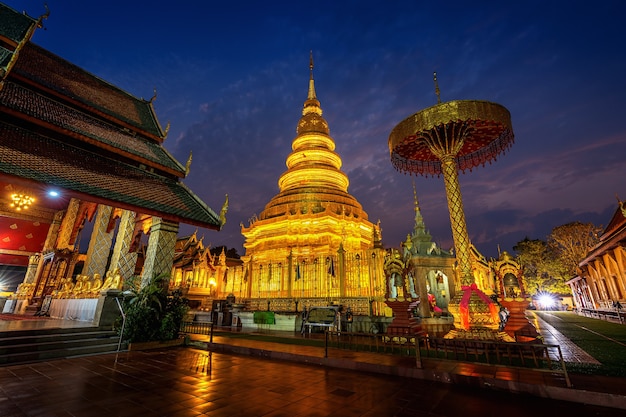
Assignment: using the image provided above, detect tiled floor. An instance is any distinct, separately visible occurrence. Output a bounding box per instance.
[1,348,625,417]
[1,311,626,416]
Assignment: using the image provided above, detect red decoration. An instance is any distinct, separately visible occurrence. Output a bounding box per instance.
[458,283,498,331]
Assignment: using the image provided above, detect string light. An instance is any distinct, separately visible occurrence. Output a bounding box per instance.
[10,193,34,211]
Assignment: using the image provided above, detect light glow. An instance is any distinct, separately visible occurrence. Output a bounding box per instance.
[10,193,34,211]
[537,292,556,309]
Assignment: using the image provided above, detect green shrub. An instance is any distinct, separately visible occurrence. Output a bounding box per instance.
[117,274,189,343]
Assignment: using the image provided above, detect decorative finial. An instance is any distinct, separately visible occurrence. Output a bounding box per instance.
[149,87,157,103]
[433,71,441,104]
[164,121,170,137]
[307,51,317,101]
[37,4,50,28]
[617,194,626,218]
[412,180,419,211]
[219,194,229,227]
[185,151,192,175]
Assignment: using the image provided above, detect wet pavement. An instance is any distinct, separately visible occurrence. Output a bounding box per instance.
[1,311,626,416]
[1,347,625,417]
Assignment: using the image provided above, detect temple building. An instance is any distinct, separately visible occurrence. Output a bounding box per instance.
[568,198,626,311]
[237,57,387,317]
[170,232,244,309]
[0,4,222,319]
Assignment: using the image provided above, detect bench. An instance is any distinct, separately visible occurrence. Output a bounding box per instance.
[302,306,338,334]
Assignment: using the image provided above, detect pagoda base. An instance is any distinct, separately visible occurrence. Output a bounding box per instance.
[444,288,504,340]
[385,299,423,334]
[444,327,515,342]
[421,316,454,338]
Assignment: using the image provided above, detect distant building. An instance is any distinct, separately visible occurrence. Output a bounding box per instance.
[568,199,626,310]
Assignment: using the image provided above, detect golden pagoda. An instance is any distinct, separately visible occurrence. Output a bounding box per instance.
[240,54,387,317]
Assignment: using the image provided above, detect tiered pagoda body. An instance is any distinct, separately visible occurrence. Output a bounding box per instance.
[239,59,387,316]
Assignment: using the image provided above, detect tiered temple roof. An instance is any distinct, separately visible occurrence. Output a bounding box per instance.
[0,3,221,266]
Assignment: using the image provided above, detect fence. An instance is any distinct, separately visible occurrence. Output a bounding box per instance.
[180,321,213,336]
[324,330,571,387]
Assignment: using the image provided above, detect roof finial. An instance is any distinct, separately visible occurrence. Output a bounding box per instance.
[185,151,192,175]
[433,71,441,104]
[412,179,419,212]
[308,51,317,101]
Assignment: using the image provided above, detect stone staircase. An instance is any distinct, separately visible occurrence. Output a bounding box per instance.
[0,327,125,366]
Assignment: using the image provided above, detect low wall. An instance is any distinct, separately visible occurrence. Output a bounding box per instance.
[239,311,297,331]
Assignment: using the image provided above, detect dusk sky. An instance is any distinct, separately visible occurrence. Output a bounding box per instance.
[8,0,626,259]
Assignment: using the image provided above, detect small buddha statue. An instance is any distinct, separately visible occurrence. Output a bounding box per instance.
[90,273,103,297]
[111,269,122,290]
[71,275,83,298]
[80,275,92,298]
[100,271,113,292]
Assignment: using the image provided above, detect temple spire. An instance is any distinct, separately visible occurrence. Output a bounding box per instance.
[308,50,317,101]
[433,71,441,104]
[412,180,424,229]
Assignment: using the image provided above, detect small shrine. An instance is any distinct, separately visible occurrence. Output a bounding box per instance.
[491,252,540,342]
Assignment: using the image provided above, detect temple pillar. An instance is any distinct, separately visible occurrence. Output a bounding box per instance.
[83,205,114,278]
[338,245,346,297]
[141,217,179,288]
[108,209,138,281]
[24,254,40,284]
[30,208,71,300]
[287,252,293,298]
[55,198,81,250]
[412,265,432,318]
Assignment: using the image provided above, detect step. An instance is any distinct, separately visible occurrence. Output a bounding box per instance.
[0,330,118,348]
[0,325,106,339]
[0,333,120,356]
[0,327,126,366]
[0,340,124,366]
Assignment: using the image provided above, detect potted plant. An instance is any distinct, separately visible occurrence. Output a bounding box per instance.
[116,274,189,349]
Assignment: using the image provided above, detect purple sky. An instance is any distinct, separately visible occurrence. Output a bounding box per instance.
[10,0,626,259]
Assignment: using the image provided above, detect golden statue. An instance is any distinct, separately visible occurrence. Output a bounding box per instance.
[90,273,103,297]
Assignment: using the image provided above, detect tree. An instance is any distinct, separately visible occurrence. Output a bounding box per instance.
[513,237,569,295]
[548,221,601,276]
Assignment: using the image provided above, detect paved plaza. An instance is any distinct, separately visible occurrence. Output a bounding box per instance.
[1,311,626,416]
[2,347,625,417]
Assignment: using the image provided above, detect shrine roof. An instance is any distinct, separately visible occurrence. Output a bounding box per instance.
[579,204,626,266]
[12,43,164,139]
[0,3,37,50]
[0,121,221,230]
[0,80,184,176]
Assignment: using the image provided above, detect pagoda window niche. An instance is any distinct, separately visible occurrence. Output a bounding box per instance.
[426,270,450,311]
[503,273,520,299]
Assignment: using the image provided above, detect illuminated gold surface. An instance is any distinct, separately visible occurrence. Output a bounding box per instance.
[388,100,513,175]
[240,60,385,306]
[388,97,514,338]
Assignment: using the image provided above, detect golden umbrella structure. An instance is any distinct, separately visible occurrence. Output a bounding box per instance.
[388,74,514,338]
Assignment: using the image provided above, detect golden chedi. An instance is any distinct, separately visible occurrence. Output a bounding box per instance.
[241,55,384,311]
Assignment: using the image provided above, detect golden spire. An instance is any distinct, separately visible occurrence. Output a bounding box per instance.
[308,50,316,99]
[433,71,441,104]
[412,179,420,213]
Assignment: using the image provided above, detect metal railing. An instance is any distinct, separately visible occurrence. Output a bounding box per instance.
[180,321,214,337]
[580,308,625,324]
[324,330,571,388]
